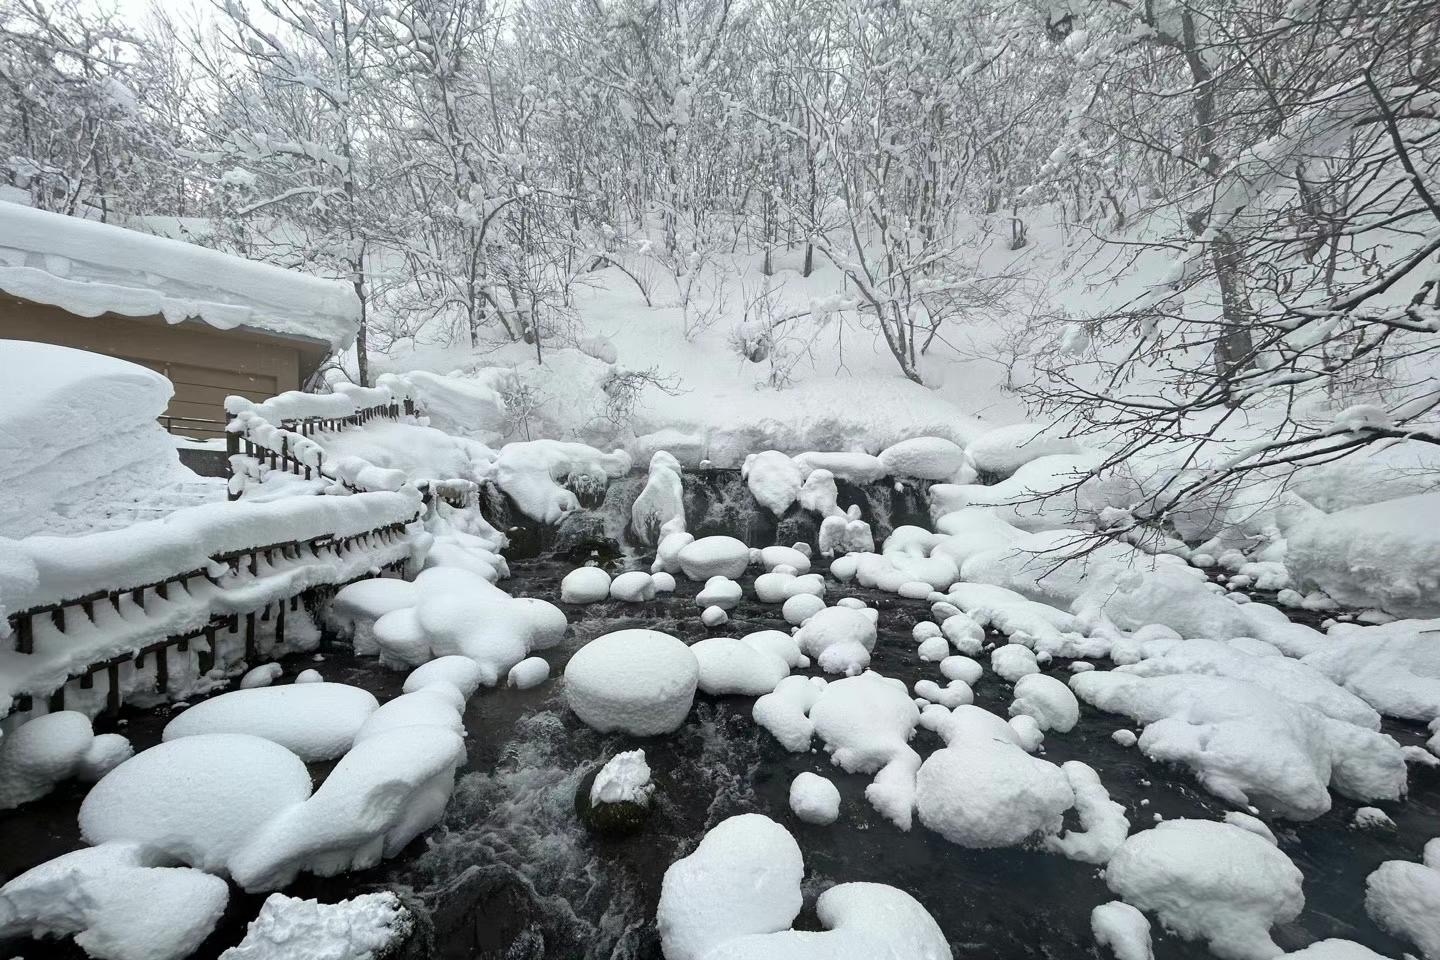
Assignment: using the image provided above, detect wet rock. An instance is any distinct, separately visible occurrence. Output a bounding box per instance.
[574,768,651,837]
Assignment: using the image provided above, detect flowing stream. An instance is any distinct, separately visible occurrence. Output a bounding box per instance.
[2,472,1437,960]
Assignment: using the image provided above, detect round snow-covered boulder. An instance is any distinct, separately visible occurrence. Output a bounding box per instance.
[508,656,551,690]
[697,576,743,610]
[789,772,840,825]
[940,656,983,684]
[678,536,751,580]
[652,572,677,593]
[564,629,699,736]
[611,571,657,602]
[692,637,789,696]
[898,580,934,599]
[80,734,313,872]
[916,679,973,708]
[915,740,1072,848]
[877,436,969,481]
[325,577,418,654]
[913,621,941,642]
[917,636,950,662]
[78,734,134,782]
[759,545,810,574]
[561,566,612,604]
[293,669,323,684]
[1009,673,1080,732]
[1106,819,1304,960]
[161,683,379,761]
[702,605,729,627]
[830,555,859,582]
[783,593,825,625]
[991,644,1040,682]
[783,574,826,599]
[0,711,121,809]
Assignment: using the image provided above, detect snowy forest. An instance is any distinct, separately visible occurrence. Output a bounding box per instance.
[2,0,1440,958]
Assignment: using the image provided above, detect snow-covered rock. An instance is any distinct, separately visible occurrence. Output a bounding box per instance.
[0,841,229,960]
[229,723,466,891]
[1091,901,1153,960]
[702,605,729,627]
[561,566,612,604]
[564,629,699,735]
[1302,619,1440,723]
[992,644,1040,682]
[915,732,1072,848]
[0,711,132,810]
[1365,852,1440,960]
[1105,819,1304,960]
[1044,761,1130,864]
[590,749,655,807]
[753,675,827,752]
[492,440,630,524]
[743,450,805,516]
[220,891,412,960]
[161,683,379,761]
[325,578,418,654]
[1009,673,1080,732]
[696,576,743,610]
[789,772,841,825]
[612,570,658,602]
[632,451,687,545]
[405,655,486,698]
[1072,670,1407,819]
[782,592,825,625]
[793,606,877,675]
[80,734,313,874]
[940,656,983,684]
[507,656,551,690]
[878,436,971,481]
[656,814,804,960]
[692,637,789,696]
[678,536,751,580]
[809,672,921,829]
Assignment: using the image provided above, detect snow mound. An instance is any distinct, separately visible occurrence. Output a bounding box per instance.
[1043,761,1130,864]
[1090,901,1153,960]
[1302,619,1440,723]
[915,732,1073,848]
[405,655,487,698]
[1072,670,1407,819]
[79,734,313,873]
[508,657,550,690]
[878,436,971,481]
[793,606,877,675]
[1365,853,1440,960]
[697,576,743,609]
[809,672,921,828]
[492,440,631,524]
[220,891,412,960]
[613,570,658,602]
[161,683,379,761]
[692,637,789,696]
[0,841,229,960]
[633,451,687,545]
[992,644,1040,681]
[564,629,699,735]
[1287,493,1440,619]
[753,675,827,752]
[929,453,1104,531]
[743,450,804,516]
[657,814,950,960]
[1105,819,1304,960]
[0,710,132,810]
[230,724,466,891]
[656,814,804,960]
[789,772,840,825]
[967,422,1082,478]
[1009,674,1080,732]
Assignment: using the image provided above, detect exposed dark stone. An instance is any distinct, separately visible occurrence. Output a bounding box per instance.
[574,768,651,837]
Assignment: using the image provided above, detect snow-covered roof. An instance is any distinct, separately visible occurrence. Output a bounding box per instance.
[0,201,360,350]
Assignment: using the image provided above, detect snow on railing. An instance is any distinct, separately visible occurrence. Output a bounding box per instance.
[1,489,424,720]
[224,376,477,510]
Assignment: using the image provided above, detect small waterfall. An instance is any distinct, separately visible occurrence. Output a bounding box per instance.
[680,469,778,544]
[836,477,934,542]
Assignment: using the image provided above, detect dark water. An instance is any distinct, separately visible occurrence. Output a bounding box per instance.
[3,474,1438,960]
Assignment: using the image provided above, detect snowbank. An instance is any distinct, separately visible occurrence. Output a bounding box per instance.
[967,422,1083,478]
[492,440,631,523]
[0,341,192,539]
[1301,619,1440,723]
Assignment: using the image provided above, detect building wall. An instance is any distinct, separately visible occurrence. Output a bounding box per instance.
[0,297,325,438]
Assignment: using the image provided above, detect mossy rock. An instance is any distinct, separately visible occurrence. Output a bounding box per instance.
[574,768,652,837]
